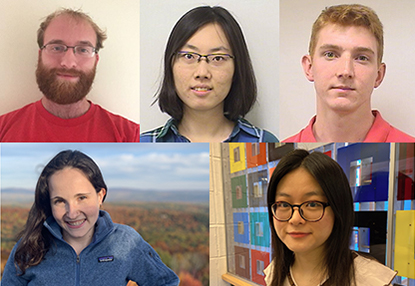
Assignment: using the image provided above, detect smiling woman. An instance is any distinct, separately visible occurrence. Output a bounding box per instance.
[1,150,179,286]
[140,6,278,143]
[266,149,396,286]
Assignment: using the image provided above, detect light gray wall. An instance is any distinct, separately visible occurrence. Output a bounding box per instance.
[280,0,415,139]
[140,0,279,138]
[0,0,140,123]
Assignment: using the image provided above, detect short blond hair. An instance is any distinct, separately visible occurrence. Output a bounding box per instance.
[309,4,383,64]
[37,8,107,51]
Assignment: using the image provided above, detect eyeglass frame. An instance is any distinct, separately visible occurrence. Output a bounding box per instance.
[175,51,234,65]
[41,43,97,58]
[271,200,330,222]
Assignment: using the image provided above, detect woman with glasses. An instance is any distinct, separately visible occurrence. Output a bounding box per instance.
[140,6,278,142]
[266,149,396,286]
[2,150,179,286]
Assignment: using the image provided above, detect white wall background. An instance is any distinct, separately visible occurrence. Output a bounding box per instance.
[0,0,140,123]
[280,0,415,140]
[140,0,279,138]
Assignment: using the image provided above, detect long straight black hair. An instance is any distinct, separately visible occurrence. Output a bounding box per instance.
[156,6,257,121]
[14,150,107,275]
[267,149,355,285]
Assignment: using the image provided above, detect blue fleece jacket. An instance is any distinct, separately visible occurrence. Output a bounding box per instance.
[1,210,179,286]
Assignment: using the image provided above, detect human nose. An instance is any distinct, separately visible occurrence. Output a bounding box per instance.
[336,55,354,79]
[65,201,79,219]
[60,48,78,69]
[289,206,305,225]
[194,60,211,80]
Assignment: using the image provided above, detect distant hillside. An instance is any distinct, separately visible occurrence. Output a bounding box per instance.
[1,187,208,205]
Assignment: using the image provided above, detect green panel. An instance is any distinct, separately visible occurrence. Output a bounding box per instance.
[231,175,248,208]
[250,212,270,247]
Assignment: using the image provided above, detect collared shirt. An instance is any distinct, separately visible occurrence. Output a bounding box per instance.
[140,117,278,142]
[283,110,415,143]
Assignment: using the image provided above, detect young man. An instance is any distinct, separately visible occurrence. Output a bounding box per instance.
[284,4,415,142]
[0,9,140,142]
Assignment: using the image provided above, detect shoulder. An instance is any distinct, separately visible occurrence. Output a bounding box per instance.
[140,118,179,142]
[231,118,278,142]
[353,254,397,286]
[0,101,38,121]
[282,116,316,142]
[263,259,275,286]
[366,111,415,142]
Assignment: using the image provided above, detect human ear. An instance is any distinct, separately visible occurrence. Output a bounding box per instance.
[97,188,106,205]
[302,55,314,82]
[374,62,386,88]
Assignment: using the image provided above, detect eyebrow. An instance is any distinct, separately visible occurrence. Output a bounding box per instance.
[183,44,231,53]
[276,191,324,199]
[44,39,95,47]
[50,192,91,201]
[318,44,375,55]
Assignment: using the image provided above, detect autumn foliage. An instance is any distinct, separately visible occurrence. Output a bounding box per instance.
[1,202,209,285]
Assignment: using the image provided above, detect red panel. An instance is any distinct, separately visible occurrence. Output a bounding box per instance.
[247,143,267,169]
[251,249,270,286]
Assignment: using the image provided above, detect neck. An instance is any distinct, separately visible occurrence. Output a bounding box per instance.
[291,250,326,286]
[178,108,235,142]
[63,233,93,256]
[41,96,90,119]
[313,107,374,142]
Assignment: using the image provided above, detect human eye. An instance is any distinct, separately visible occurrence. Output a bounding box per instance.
[304,201,322,208]
[356,55,369,62]
[48,44,65,53]
[76,46,92,55]
[179,52,196,62]
[276,201,291,209]
[323,51,337,60]
[210,54,227,62]
[52,198,64,205]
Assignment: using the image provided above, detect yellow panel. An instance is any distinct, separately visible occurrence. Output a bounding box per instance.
[229,143,246,173]
[394,210,415,279]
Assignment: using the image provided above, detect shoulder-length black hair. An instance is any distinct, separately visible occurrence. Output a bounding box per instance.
[14,150,107,275]
[267,149,355,286]
[156,6,257,121]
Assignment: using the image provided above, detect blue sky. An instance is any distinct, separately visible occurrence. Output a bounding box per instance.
[1,143,209,191]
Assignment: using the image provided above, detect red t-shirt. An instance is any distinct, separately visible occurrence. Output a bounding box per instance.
[0,100,140,142]
[283,111,415,143]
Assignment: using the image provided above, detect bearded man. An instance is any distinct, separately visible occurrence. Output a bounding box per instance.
[0,9,140,142]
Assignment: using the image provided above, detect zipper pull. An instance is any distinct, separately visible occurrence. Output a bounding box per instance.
[77,255,80,263]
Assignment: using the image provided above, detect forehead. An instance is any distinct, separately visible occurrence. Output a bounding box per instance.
[49,168,93,195]
[314,23,378,54]
[184,23,231,51]
[276,167,325,198]
[43,14,97,45]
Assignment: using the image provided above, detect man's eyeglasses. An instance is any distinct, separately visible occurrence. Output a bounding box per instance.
[41,43,97,58]
[176,51,234,67]
[271,201,330,222]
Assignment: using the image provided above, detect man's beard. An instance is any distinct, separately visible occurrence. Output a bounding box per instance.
[36,57,96,105]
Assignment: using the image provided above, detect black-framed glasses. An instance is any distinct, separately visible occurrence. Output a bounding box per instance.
[41,43,97,58]
[271,201,330,222]
[176,51,234,67]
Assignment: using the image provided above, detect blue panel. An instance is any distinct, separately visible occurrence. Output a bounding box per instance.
[233,212,250,244]
[337,143,390,203]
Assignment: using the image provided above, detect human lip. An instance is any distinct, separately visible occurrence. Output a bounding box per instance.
[331,85,355,91]
[191,85,212,93]
[65,218,86,228]
[287,232,310,238]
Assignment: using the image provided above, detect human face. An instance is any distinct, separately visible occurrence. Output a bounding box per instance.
[37,15,99,104]
[49,168,105,246]
[273,167,334,257]
[302,24,386,115]
[173,23,234,115]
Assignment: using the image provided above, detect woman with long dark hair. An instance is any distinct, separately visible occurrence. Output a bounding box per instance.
[140,6,277,143]
[2,150,179,286]
[265,149,396,285]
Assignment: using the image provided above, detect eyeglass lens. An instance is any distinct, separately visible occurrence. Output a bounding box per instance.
[273,201,325,221]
